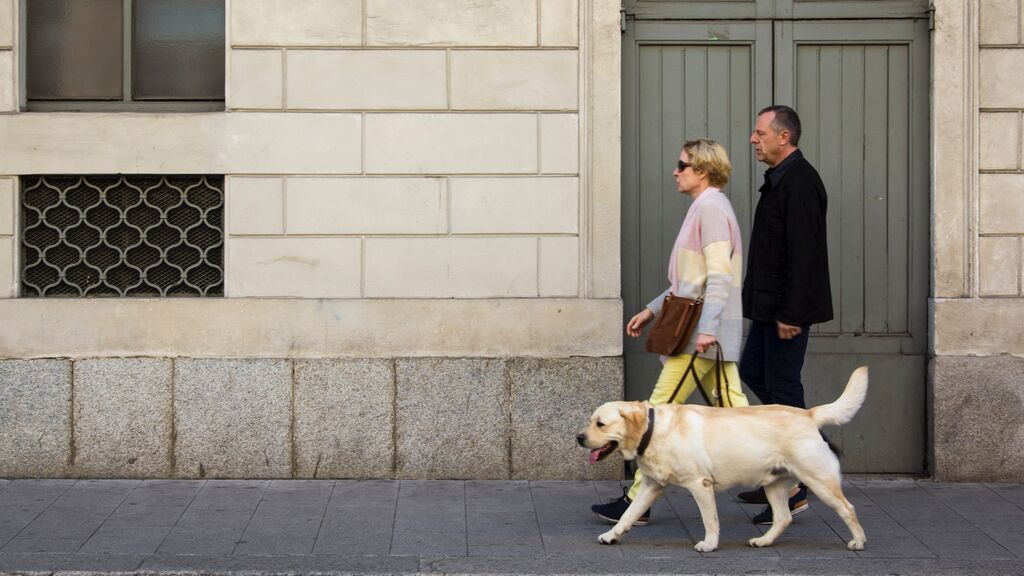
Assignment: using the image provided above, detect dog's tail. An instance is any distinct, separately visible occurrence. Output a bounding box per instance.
[810,366,869,428]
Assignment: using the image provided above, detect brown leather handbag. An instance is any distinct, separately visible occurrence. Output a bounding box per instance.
[644,294,703,356]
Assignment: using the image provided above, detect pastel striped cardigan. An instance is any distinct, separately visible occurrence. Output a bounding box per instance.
[647,187,744,361]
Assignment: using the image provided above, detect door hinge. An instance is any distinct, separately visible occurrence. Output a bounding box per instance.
[620,6,632,33]
[927,2,936,31]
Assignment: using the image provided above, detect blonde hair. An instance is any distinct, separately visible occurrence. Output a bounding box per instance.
[682,139,731,189]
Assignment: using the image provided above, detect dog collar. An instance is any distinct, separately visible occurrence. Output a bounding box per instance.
[636,408,655,457]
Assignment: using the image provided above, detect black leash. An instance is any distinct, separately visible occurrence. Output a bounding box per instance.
[666,344,731,408]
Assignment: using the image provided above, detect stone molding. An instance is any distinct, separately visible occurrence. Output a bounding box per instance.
[932,0,979,299]
[0,298,622,359]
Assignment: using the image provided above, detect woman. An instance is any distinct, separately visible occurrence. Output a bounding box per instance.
[592,138,749,525]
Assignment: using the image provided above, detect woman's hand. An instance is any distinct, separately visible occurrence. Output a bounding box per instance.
[695,333,717,353]
[626,308,655,338]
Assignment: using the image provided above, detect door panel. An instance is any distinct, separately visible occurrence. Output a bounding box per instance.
[775,19,929,471]
[623,13,930,472]
[623,20,770,402]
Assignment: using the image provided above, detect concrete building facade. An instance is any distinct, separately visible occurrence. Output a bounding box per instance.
[0,0,1020,481]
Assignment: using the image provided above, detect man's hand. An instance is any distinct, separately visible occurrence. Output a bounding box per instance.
[695,333,717,354]
[626,308,655,338]
[776,321,802,340]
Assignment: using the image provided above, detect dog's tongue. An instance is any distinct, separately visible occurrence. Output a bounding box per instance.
[589,449,601,465]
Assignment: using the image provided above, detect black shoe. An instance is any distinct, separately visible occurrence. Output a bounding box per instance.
[591,490,651,526]
[752,487,809,525]
[738,487,768,504]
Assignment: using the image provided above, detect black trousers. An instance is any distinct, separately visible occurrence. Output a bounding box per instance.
[739,320,811,409]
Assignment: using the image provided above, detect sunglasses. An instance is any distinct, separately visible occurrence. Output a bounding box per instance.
[676,160,692,172]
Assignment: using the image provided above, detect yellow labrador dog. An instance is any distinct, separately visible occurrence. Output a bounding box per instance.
[576,367,868,552]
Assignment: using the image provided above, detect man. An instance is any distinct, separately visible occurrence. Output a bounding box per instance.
[738,105,833,525]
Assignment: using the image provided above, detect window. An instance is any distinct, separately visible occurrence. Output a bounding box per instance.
[21,175,224,297]
[26,0,225,111]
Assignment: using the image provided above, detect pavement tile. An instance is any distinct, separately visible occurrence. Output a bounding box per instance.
[0,479,75,550]
[78,524,172,554]
[987,483,1024,510]
[314,481,398,555]
[0,552,146,572]
[1,537,84,553]
[233,480,333,555]
[104,480,203,527]
[390,530,467,556]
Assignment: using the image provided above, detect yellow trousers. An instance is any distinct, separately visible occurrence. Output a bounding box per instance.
[627,354,748,501]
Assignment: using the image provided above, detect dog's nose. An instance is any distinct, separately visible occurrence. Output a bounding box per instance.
[575,433,586,446]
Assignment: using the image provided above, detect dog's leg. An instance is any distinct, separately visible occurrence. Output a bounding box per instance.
[798,473,866,550]
[748,480,791,548]
[687,479,720,552]
[598,480,662,545]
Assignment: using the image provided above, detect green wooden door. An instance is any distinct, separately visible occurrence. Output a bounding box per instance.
[622,5,930,473]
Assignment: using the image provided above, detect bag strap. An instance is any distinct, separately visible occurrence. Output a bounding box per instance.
[714,345,731,408]
[666,343,729,408]
[667,352,714,406]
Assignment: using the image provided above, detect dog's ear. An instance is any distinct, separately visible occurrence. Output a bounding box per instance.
[617,403,648,446]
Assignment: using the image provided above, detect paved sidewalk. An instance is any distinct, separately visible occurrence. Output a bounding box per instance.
[0,477,1023,575]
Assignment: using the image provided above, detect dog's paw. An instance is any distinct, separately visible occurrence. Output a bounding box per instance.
[598,531,619,545]
[847,538,865,551]
[748,536,774,548]
[694,540,717,552]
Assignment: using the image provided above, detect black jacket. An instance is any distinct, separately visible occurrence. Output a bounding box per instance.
[742,150,833,325]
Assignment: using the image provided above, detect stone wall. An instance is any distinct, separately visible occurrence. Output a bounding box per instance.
[932,0,1024,481]
[0,1,624,479]
[0,357,623,479]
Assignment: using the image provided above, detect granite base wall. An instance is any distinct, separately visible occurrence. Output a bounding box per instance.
[0,357,624,480]
[932,355,1024,482]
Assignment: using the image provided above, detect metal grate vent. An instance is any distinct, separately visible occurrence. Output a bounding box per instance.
[21,175,224,297]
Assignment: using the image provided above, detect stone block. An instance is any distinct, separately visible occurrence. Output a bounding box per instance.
[980,0,1020,44]
[227,237,362,297]
[979,112,1020,170]
[0,236,11,298]
[174,359,292,478]
[0,113,363,175]
[933,355,1024,481]
[395,358,509,479]
[541,0,578,46]
[294,359,394,478]
[229,50,283,110]
[979,174,1024,234]
[0,0,11,47]
[450,177,578,234]
[0,177,12,235]
[72,359,172,478]
[510,357,623,479]
[366,0,536,46]
[364,113,537,174]
[979,236,1021,296]
[231,0,362,46]
[934,299,1024,356]
[0,50,12,112]
[287,50,447,110]
[228,177,284,235]
[450,51,578,110]
[0,360,71,477]
[364,237,537,298]
[540,114,579,174]
[539,237,579,297]
[980,48,1024,108]
[286,177,446,234]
